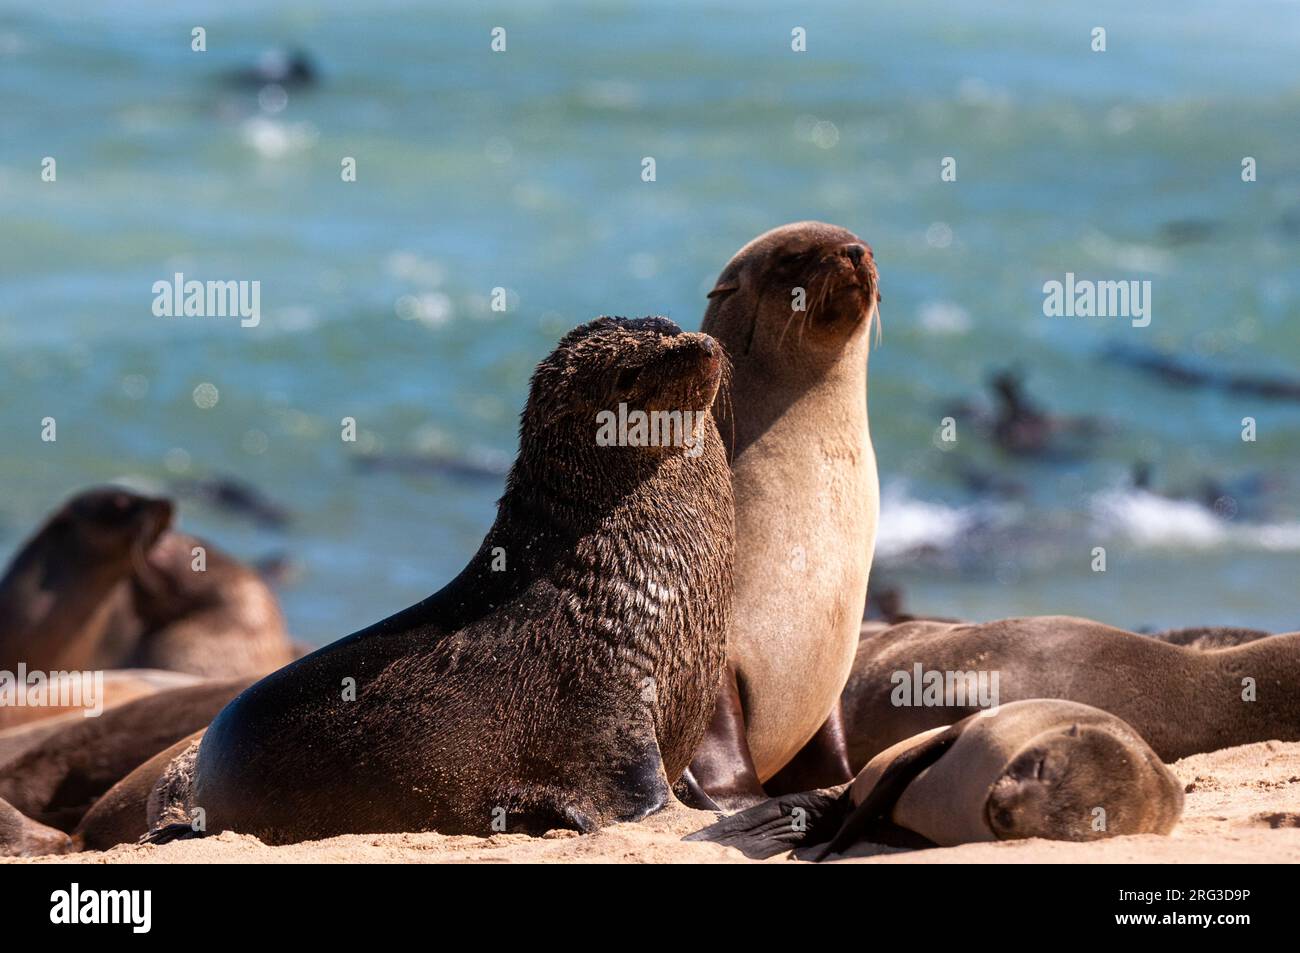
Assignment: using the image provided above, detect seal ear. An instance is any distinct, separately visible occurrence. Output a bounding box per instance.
[683,787,851,859]
[706,278,740,300]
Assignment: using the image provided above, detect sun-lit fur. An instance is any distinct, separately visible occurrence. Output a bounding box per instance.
[700,221,881,782]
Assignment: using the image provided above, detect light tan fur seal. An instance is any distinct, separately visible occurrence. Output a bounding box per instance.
[687,699,1183,859]
[841,616,1300,767]
[687,222,881,807]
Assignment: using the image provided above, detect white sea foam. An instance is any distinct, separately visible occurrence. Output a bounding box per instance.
[1090,489,1300,551]
[876,485,983,560]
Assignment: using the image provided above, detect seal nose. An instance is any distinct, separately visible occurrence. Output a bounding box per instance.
[843,243,867,265]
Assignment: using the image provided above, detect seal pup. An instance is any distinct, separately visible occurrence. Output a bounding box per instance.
[688,222,880,807]
[166,317,733,843]
[841,616,1300,766]
[0,487,172,673]
[687,700,1182,859]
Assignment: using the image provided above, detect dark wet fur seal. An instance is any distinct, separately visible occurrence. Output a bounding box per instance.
[352,450,510,483]
[171,317,733,843]
[227,48,319,89]
[0,488,172,673]
[0,678,252,831]
[841,616,1300,767]
[688,700,1183,859]
[687,222,881,810]
[940,367,1104,460]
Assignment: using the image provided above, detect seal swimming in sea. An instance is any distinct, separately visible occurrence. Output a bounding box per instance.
[153,316,733,843]
[687,700,1182,859]
[840,616,1300,767]
[686,222,880,807]
[0,488,172,674]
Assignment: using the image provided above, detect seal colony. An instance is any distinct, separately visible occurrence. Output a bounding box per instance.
[3,223,1298,863]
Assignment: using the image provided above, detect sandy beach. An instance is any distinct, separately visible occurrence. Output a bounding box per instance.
[7,738,1297,865]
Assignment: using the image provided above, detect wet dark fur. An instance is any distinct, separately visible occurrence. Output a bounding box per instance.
[189,317,735,842]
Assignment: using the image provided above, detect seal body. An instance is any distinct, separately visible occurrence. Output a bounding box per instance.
[699,222,880,784]
[686,699,1183,858]
[188,317,734,842]
[0,488,292,692]
[117,531,294,678]
[842,616,1300,766]
[0,488,172,674]
[0,676,250,831]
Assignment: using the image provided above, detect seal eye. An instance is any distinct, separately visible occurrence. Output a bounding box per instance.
[615,366,642,393]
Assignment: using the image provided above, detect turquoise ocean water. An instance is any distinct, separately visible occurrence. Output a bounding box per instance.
[3,0,1300,644]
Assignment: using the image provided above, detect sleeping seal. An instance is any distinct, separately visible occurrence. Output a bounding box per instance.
[841,616,1300,766]
[687,699,1183,859]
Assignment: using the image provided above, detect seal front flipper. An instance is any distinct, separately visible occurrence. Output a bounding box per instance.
[673,767,721,812]
[685,663,766,812]
[500,715,671,835]
[815,721,964,860]
[684,787,850,859]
